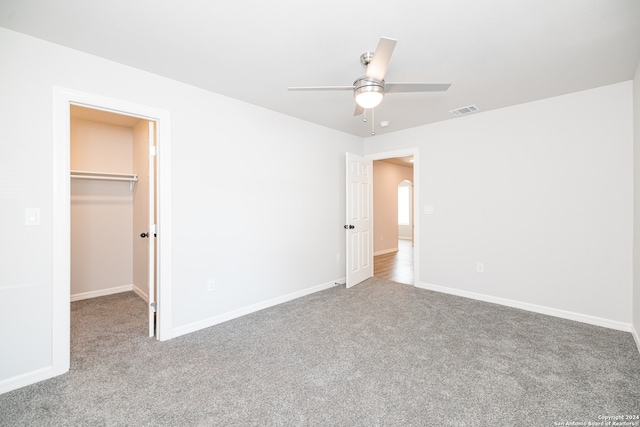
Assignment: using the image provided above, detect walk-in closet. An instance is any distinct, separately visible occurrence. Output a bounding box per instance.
[69,105,155,315]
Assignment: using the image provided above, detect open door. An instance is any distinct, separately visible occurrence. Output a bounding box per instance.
[345,153,373,288]
[133,119,157,337]
[146,121,156,337]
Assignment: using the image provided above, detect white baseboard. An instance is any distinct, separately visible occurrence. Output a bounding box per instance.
[632,325,640,355]
[417,282,632,333]
[132,284,149,302]
[374,248,398,256]
[70,284,134,302]
[172,278,343,338]
[0,367,53,395]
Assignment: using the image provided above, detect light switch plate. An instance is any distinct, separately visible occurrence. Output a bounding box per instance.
[424,205,434,215]
[25,208,40,226]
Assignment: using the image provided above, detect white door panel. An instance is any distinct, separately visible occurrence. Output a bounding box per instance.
[147,121,156,337]
[346,153,373,288]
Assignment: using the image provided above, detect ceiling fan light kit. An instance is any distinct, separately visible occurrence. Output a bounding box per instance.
[354,77,385,109]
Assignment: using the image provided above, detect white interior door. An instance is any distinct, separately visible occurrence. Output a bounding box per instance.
[345,152,373,288]
[133,119,156,337]
[147,121,156,337]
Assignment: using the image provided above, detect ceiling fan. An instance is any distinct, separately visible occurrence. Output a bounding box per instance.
[288,37,451,122]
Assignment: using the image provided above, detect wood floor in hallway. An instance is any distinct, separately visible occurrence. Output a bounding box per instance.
[374,239,414,285]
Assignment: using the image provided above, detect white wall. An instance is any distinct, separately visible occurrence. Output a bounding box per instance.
[0,27,362,391]
[70,118,134,298]
[633,60,640,347]
[365,82,634,328]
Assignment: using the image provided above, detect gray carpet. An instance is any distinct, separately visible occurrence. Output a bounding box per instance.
[1,277,639,426]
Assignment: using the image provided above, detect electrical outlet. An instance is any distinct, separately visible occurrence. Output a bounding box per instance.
[207,279,216,292]
[477,263,484,273]
[336,253,341,263]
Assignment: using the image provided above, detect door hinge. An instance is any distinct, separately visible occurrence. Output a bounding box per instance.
[150,146,157,156]
[150,302,157,312]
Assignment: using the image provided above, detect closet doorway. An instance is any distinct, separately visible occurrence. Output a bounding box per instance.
[52,87,172,377]
[70,105,157,337]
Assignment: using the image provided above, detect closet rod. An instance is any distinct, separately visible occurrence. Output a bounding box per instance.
[70,170,138,190]
[70,175,137,182]
[71,170,137,180]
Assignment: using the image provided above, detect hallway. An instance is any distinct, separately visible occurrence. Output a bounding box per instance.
[373,239,413,285]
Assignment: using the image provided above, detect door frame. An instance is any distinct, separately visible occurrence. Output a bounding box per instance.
[366,147,419,285]
[52,87,173,376]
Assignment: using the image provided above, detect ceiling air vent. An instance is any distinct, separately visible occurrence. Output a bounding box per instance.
[450,105,479,117]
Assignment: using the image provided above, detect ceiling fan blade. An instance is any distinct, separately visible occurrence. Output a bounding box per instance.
[354,104,364,116]
[365,37,397,81]
[385,82,451,93]
[288,86,353,91]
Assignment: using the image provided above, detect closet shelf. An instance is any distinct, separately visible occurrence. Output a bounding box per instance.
[70,170,138,190]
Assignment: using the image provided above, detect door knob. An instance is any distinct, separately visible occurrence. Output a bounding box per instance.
[349,225,355,229]
[140,232,149,238]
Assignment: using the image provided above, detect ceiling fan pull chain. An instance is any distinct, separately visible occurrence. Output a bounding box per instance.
[362,109,367,122]
[371,108,375,135]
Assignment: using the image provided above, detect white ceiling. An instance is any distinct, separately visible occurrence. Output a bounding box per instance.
[2,0,639,138]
